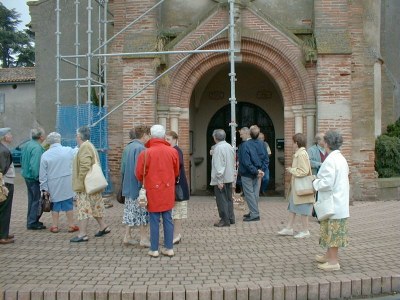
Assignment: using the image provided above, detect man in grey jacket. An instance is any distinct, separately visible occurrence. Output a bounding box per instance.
[210,129,236,227]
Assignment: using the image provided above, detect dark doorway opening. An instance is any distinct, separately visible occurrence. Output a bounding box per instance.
[206,102,275,191]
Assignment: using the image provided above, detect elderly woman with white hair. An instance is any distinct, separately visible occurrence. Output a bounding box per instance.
[136,125,179,257]
[39,132,79,233]
[312,130,349,271]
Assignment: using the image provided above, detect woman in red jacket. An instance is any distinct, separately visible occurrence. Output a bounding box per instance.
[136,125,179,258]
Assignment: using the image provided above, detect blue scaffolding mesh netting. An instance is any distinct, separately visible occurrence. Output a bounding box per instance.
[56,103,112,194]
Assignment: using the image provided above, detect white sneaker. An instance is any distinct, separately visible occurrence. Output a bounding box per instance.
[173,234,182,245]
[318,262,340,271]
[315,254,328,263]
[294,230,310,238]
[277,228,294,236]
[161,248,174,257]
[139,239,150,248]
[148,250,159,258]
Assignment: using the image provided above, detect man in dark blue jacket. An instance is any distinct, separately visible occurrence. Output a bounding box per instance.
[238,126,267,221]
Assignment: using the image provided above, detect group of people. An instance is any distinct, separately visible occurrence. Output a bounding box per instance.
[210,125,270,227]
[0,124,349,271]
[120,124,189,257]
[210,128,349,271]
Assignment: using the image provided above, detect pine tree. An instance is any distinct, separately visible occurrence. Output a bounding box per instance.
[0,3,35,68]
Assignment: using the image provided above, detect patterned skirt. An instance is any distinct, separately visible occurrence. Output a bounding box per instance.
[123,197,149,226]
[319,218,349,248]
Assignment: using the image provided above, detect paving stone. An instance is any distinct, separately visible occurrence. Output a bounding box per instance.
[351,278,362,297]
[329,280,340,299]
[318,282,329,300]
[371,276,382,295]
[307,283,319,300]
[361,277,372,296]
[284,284,296,300]
[392,275,400,293]
[272,284,284,300]
[381,276,392,294]
[198,288,211,300]
[295,284,307,300]
[340,279,351,299]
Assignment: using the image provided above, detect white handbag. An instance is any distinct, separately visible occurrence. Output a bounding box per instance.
[294,157,315,196]
[294,175,316,196]
[313,197,335,221]
[84,143,108,194]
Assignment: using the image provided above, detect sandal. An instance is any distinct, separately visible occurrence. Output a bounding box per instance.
[94,227,111,237]
[70,235,89,242]
[49,226,59,233]
[68,225,79,233]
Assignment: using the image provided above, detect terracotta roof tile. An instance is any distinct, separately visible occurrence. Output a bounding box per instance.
[0,67,35,83]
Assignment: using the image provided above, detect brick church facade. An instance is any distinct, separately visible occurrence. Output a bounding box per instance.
[29,0,399,200]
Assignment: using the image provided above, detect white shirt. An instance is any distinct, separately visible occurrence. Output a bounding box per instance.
[312,150,350,219]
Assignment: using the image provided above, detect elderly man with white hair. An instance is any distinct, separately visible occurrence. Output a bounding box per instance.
[136,125,179,258]
[21,127,46,230]
[39,132,79,233]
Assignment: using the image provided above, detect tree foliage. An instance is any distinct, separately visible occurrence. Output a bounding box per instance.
[375,118,400,178]
[0,3,35,68]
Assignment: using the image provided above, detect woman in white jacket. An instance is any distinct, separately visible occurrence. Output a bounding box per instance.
[312,130,349,271]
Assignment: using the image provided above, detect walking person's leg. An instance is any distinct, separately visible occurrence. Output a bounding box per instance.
[241,177,259,219]
[162,210,174,252]
[149,212,160,253]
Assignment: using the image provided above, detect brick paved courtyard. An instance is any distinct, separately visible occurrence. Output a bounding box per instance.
[0,173,399,300]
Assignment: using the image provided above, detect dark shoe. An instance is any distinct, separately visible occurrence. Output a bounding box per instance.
[214,220,230,227]
[70,235,89,242]
[0,238,14,244]
[243,213,250,218]
[27,225,47,230]
[94,227,111,237]
[230,219,235,224]
[243,216,260,222]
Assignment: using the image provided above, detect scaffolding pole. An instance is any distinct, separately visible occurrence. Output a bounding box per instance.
[228,0,237,149]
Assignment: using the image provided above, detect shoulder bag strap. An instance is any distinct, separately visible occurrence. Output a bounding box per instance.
[86,142,99,164]
[142,150,146,186]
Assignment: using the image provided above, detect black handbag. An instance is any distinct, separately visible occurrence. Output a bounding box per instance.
[175,177,184,201]
[116,175,125,204]
[41,192,52,213]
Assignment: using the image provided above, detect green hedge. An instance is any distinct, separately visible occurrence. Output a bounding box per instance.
[375,118,400,178]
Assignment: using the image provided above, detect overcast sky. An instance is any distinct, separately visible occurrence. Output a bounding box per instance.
[2,0,31,31]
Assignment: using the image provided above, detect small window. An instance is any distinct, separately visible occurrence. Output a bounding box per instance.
[0,93,5,113]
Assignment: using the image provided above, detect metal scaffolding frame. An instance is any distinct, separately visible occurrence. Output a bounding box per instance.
[55,0,238,148]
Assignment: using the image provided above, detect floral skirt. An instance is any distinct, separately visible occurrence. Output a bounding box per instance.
[319,218,349,248]
[76,192,104,221]
[123,197,149,226]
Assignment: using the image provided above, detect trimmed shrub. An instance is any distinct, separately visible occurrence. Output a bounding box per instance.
[375,118,400,178]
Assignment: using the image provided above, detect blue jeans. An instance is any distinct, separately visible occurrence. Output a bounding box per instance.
[25,180,42,228]
[149,210,174,251]
[241,176,260,218]
[260,169,270,193]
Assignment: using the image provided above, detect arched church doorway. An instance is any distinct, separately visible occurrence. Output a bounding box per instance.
[189,63,285,196]
[206,102,276,191]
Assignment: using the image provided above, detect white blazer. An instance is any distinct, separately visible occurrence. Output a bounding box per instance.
[312,150,350,219]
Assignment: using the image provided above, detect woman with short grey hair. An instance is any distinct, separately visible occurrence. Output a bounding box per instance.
[312,130,349,271]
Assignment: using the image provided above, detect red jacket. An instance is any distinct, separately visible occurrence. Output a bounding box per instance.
[135,138,179,212]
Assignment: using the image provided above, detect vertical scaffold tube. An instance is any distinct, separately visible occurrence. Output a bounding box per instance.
[75,0,80,129]
[228,0,237,149]
[87,0,93,125]
[55,0,61,131]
